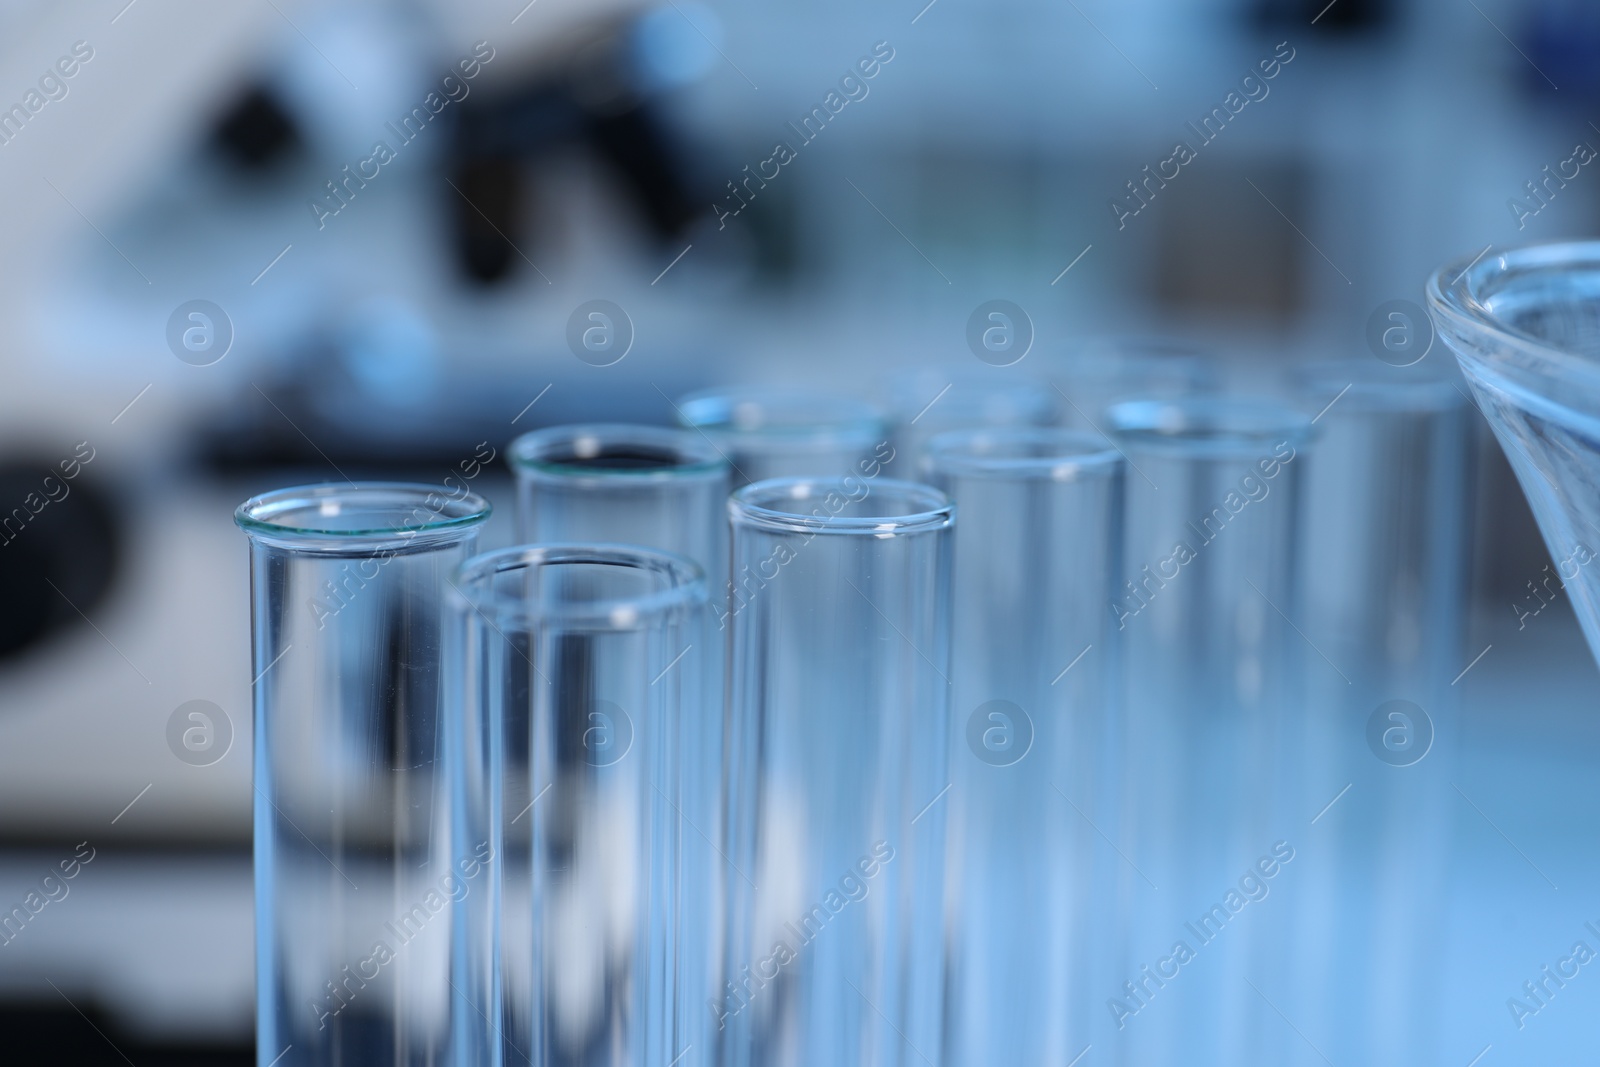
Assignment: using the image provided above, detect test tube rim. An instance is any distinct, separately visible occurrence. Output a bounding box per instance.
[729,476,954,537]
[1293,360,1463,414]
[451,541,708,629]
[676,385,889,447]
[922,426,1122,480]
[1106,395,1313,457]
[880,367,1061,425]
[507,422,729,484]
[234,481,491,554]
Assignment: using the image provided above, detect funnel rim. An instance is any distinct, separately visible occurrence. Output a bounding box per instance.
[1427,240,1600,395]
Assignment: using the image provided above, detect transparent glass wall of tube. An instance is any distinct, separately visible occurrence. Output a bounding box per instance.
[1292,363,1470,1065]
[722,478,952,1067]
[236,483,491,1067]
[675,386,893,487]
[924,429,1123,1066]
[453,544,710,1067]
[1106,399,1312,1066]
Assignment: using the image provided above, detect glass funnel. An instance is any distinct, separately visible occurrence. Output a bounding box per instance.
[1428,240,1600,663]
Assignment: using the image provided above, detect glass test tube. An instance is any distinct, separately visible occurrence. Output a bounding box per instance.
[452,544,710,1067]
[1296,364,1468,696]
[923,429,1123,1067]
[508,423,730,580]
[236,482,491,1067]
[1292,362,1470,1065]
[675,386,892,488]
[1106,398,1312,1067]
[506,423,733,1067]
[1055,338,1219,431]
[882,368,1060,472]
[722,477,953,1067]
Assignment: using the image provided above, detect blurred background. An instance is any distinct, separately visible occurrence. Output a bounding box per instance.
[0,0,1597,1062]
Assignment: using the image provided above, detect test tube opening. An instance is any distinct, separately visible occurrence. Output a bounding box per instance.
[923,426,1121,479]
[729,476,954,536]
[235,481,492,550]
[454,543,708,628]
[509,424,727,479]
[1107,395,1314,454]
[679,386,885,437]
